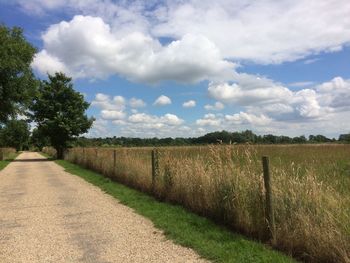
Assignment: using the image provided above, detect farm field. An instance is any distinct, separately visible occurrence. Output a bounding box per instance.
[45,144,350,263]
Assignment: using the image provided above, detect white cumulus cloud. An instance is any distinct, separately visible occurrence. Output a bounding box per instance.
[153,95,171,106]
[100,110,126,120]
[204,101,225,111]
[91,93,126,111]
[32,15,235,83]
[196,114,221,126]
[129,97,146,108]
[18,0,350,64]
[225,112,272,126]
[182,100,196,108]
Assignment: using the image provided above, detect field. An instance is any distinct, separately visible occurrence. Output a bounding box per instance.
[44,144,350,262]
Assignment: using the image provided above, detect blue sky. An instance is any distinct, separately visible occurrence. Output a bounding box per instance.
[1,0,350,138]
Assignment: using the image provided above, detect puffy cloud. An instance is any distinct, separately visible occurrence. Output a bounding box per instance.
[18,1,350,64]
[32,15,235,83]
[122,112,187,137]
[152,0,350,63]
[91,93,126,111]
[225,112,272,126]
[100,110,126,120]
[31,50,68,75]
[196,114,221,126]
[208,80,292,106]
[182,100,196,108]
[293,89,322,118]
[316,77,350,110]
[87,118,110,137]
[129,97,146,108]
[153,95,171,106]
[128,113,183,126]
[204,101,225,111]
[128,113,154,123]
[209,76,350,123]
[161,113,184,125]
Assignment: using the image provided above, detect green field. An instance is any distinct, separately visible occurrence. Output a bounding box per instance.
[45,144,350,262]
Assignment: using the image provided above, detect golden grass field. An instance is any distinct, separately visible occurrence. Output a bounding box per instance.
[45,144,350,262]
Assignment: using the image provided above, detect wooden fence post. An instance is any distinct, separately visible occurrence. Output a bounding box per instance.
[113,149,117,174]
[262,156,276,244]
[0,149,3,161]
[95,148,99,171]
[151,149,159,192]
[82,147,85,167]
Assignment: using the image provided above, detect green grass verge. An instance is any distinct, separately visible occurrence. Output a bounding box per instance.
[0,153,19,171]
[54,159,296,263]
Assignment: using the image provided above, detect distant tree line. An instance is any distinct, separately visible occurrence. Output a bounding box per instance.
[70,130,350,148]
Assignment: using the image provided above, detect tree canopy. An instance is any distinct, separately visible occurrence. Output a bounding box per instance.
[30,73,94,158]
[0,119,30,151]
[0,24,37,123]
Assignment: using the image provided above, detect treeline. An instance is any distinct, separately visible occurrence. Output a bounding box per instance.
[1,124,349,150]
[72,130,350,147]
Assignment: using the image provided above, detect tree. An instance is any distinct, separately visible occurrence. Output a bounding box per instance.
[309,134,331,143]
[292,135,307,144]
[31,73,94,159]
[30,128,50,151]
[0,24,38,123]
[0,119,30,151]
[339,133,350,142]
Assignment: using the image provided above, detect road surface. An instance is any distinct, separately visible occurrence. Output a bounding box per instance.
[0,152,206,263]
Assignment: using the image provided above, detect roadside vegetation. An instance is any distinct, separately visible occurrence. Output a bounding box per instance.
[0,148,18,170]
[52,157,296,263]
[44,144,350,263]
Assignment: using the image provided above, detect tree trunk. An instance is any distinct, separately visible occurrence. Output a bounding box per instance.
[56,147,65,159]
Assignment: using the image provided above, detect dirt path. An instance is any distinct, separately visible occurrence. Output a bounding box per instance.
[0,152,207,263]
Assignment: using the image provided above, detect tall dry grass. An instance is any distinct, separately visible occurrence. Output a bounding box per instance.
[44,144,350,262]
[0,147,16,160]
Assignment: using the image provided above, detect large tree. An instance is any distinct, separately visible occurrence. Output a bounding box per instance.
[30,127,50,151]
[0,119,30,151]
[31,73,94,159]
[0,24,38,123]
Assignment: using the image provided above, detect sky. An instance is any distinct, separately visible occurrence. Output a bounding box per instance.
[1,0,350,138]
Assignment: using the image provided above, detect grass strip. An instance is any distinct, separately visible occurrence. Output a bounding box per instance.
[55,159,296,263]
[0,153,19,171]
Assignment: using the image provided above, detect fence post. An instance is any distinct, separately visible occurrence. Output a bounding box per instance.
[151,149,159,192]
[262,156,276,245]
[0,149,3,161]
[95,148,99,171]
[113,149,117,174]
[82,148,85,167]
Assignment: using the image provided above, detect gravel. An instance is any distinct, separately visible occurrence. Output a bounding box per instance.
[0,152,208,263]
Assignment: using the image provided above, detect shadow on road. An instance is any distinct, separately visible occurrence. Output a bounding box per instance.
[12,158,55,162]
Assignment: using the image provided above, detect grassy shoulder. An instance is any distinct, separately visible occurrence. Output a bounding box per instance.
[53,158,296,263]
[0,152,19,171]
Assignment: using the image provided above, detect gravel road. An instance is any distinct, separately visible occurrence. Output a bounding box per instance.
[0,152,207,263]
